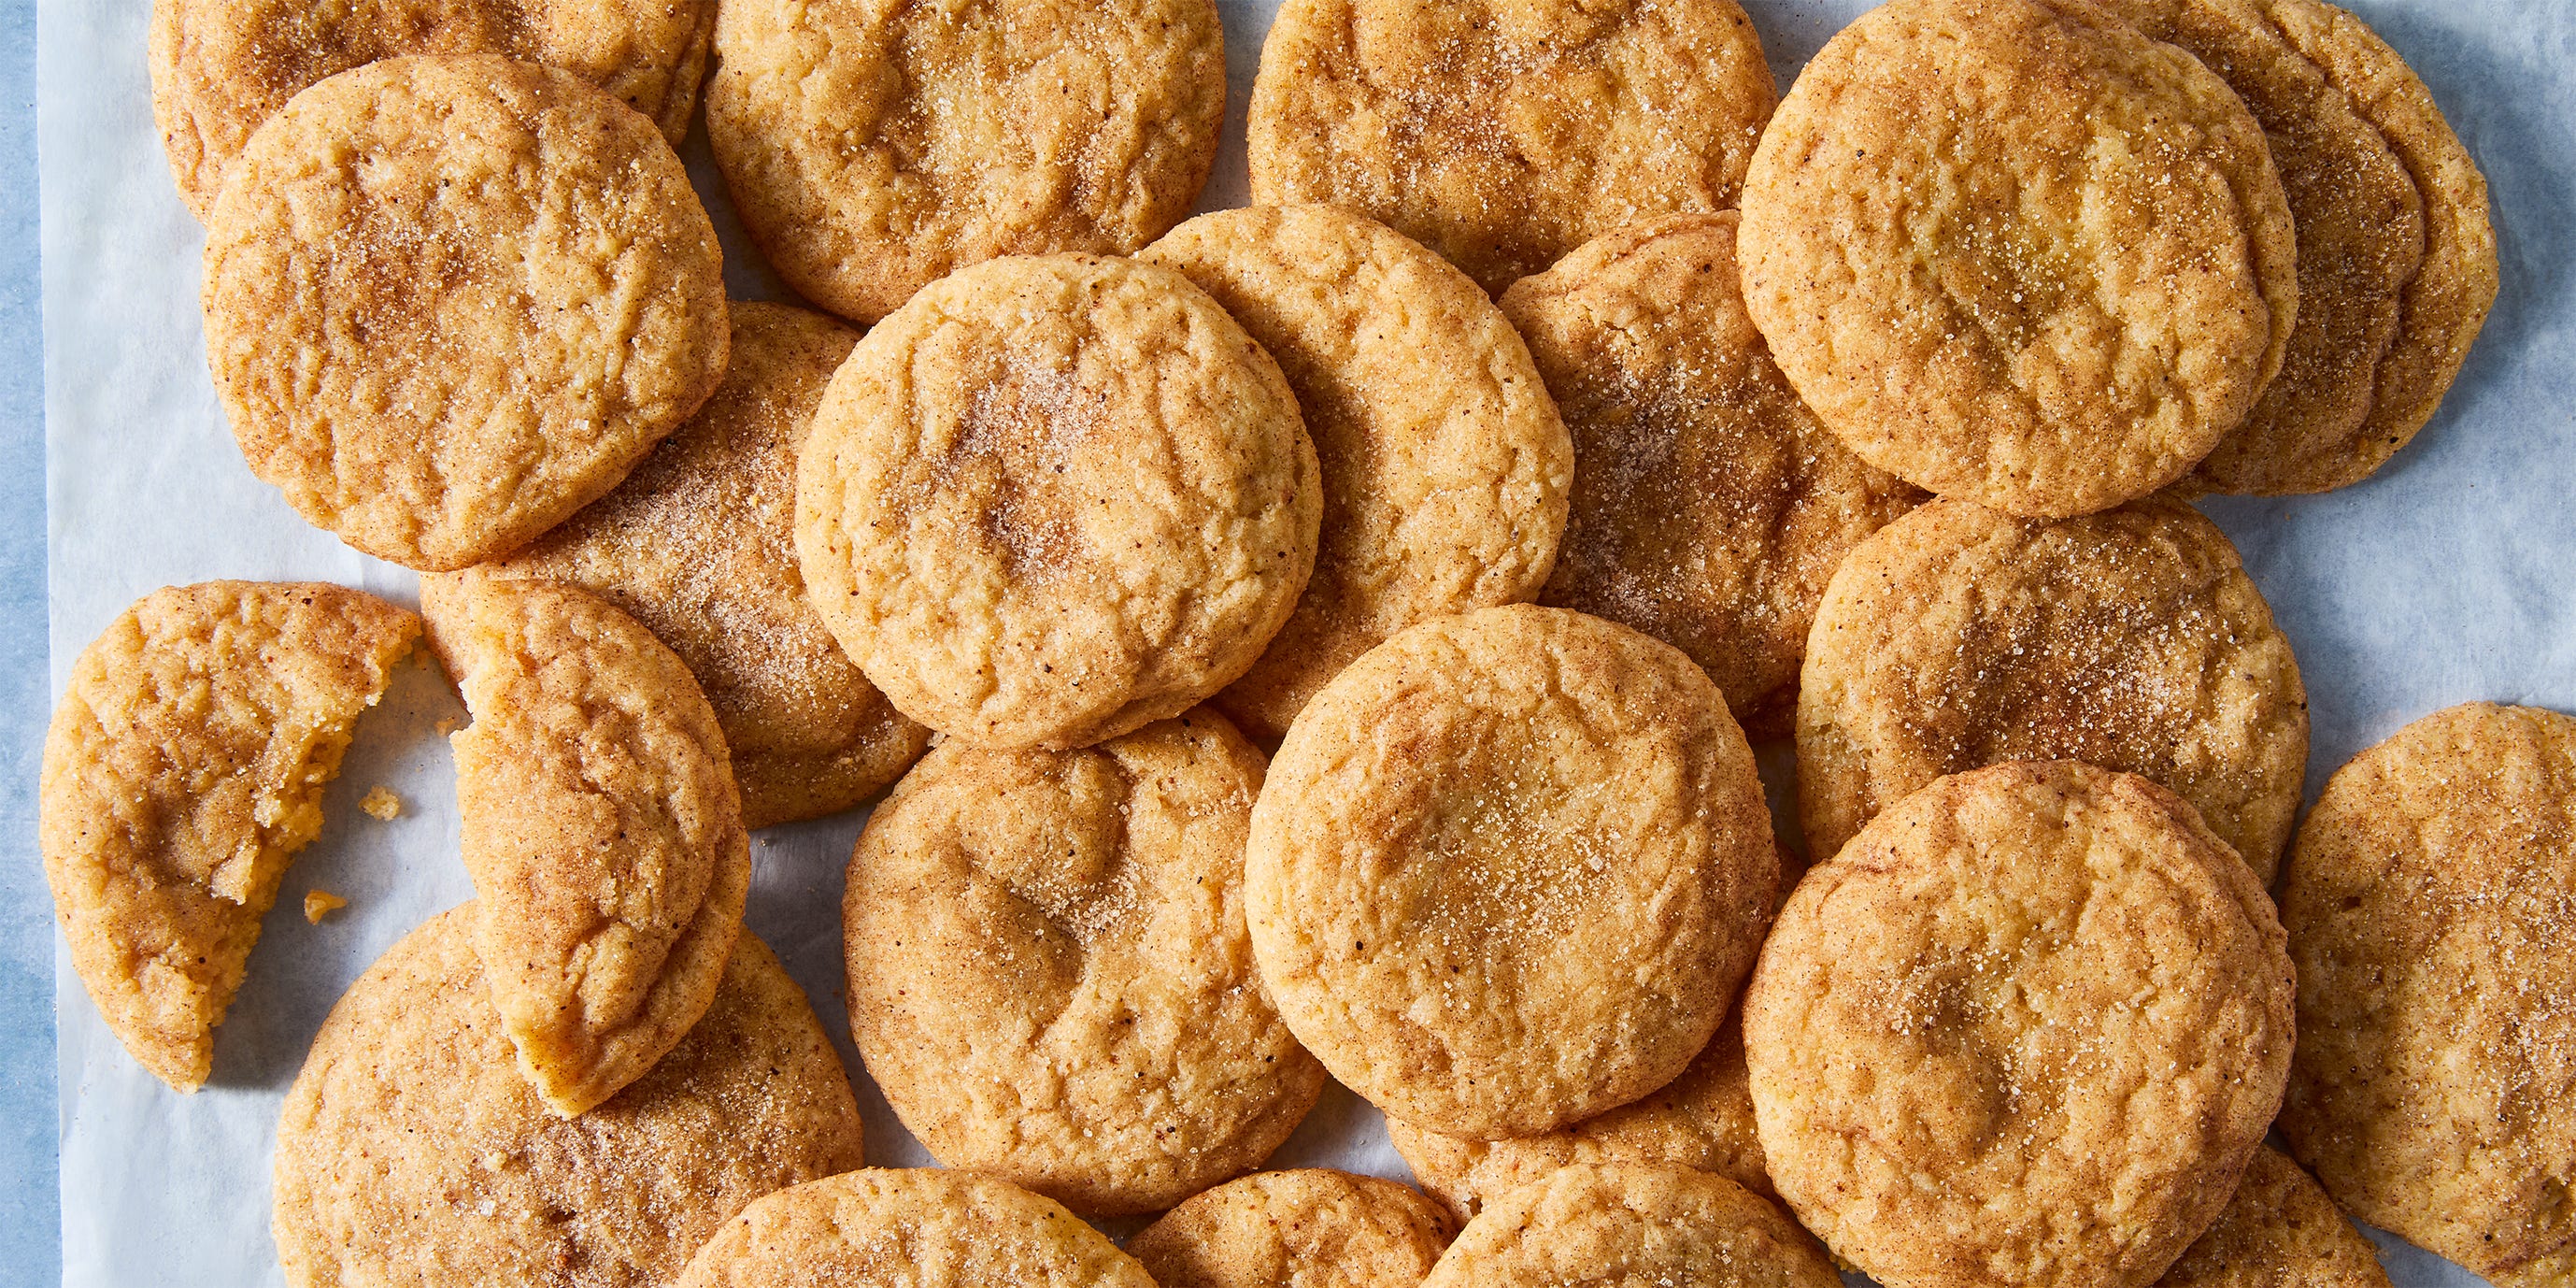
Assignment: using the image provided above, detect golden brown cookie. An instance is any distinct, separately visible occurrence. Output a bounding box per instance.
[202,54,729,571]
[150,0,717,219]
[273,907,864,1288]
[706,0,1224,324]
[480,302,930,828]
[426,574,748,1117]
[1247,0,1775,294]
[40,582,417,1092]
[1501,213,1924,736]
[672,1168,1155,1288]
[1141,206,1573,741]
[796,253,1322,751]
[1128,1169,1455,1288]
[2156,1147,2393,1288]
[1419,1161,1840,1288]
[1738,0,2298,518]
[1797,496,2308,880]
[1387,1011,1772,1227]
[1247,605,1777,1139]
[2113,0,2497,494]
[1744,761,2297,1288]
[845,712,1323,1214]
[2276,703,2576,1288]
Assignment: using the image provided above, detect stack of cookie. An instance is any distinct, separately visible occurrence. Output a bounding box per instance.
[36,0,2566,1285]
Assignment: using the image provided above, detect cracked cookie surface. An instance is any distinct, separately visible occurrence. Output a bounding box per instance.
[1128,1169,1454,1288]
[2156,1146,2391,1288]
[1418,1162,1838,1288]
[674,1168,1155,1288]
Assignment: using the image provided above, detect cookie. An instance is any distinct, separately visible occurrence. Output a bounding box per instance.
[706,0,1224,324]
[480,302,930,828]
[1247,605,1777,1138]
[1247,0,1775,293]
[150,0,717,219]
[1387,1010,1772,1228]
[672,1168,1155,1288]
[1501,213,1924,736]
[426,573,749,1117]
[1141,206,1573,741]
[202,54,729,571]
[1128,1169,1454,1288]
[1797,496,2308,880]
[273,906,864,1288]
[40,582,417,1092]
[796,253,1322,751]
[2109,0,2496,494]
[1744,761,2296,1288]
[2275,703,2576,1288]
[844,711,1324,1214]
[1738,0,2298,518]
[2157,1147,2392,1288]
[1418,1161,1840,1288]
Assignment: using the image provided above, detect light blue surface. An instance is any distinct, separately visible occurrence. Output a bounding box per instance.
[0,0,57,1278]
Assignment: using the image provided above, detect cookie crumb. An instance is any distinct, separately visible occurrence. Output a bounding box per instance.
[434,717,459,736]
[359,786,402,820]
[304,890,349,923]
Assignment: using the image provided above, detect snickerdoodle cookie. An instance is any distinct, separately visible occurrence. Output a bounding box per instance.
[41,581,417,1092]
[426,574,748,1117]
[1798,496,2307,880]
[274,908,863,1288]
[797,253,1321,751]
[1501,213,1923,735]
[1128,1169,1454,1288]
[481,302,929,828]
[1141,206,1573,741]
[1247,0,1775,293]
[2156,1147,2391,1288]
[1247,605,1776,1138]
[706,0,1224,324]
[1419,1162,1840,1288]
[1738,0,2298,518]
[1387,1011,1772,1226]
[2276,703,2576,1288]
[202,54,729,571]
[845,711,1323,1214]
[2090,0,2496,495]
[673,1169,1154,1288]
[150,0,717,218]
[1744,761,2295,1288]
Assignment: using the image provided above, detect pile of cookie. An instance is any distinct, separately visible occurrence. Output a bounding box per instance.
[39,0,2567,1286]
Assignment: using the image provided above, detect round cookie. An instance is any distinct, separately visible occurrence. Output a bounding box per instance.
[426,573,749,1118]
[1501,213,1924,736]
[151,0,717,219]
[1128,1170,1454,1288]
[796,253,1322,751]
[1738,0,2298,518]
[1246,0,1776,293]
[844,712,1324,1214]
[1387,1011,1772,1228]
[273,906,864,1288]
[2156,1147,2392,1288]
[673,1168,1155,1288]
[1246,605,1777,1138]
[202,54,729,571]
[1744,761,2296,1288]
[1141,206,1573,741]
[1797,495,2307,880]
[707,0,1224,324]
[481,302,930,828]
[2275,703,2576,1288]
[2111,0,2495,494]
[1418,1161,1841,1288]
[40,581,419,1092]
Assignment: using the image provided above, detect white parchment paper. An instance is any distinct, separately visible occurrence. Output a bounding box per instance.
[37,1,2575,1284]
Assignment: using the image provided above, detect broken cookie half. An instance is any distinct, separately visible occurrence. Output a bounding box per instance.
[40,580,420,1092]
[424,572,749,1117]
